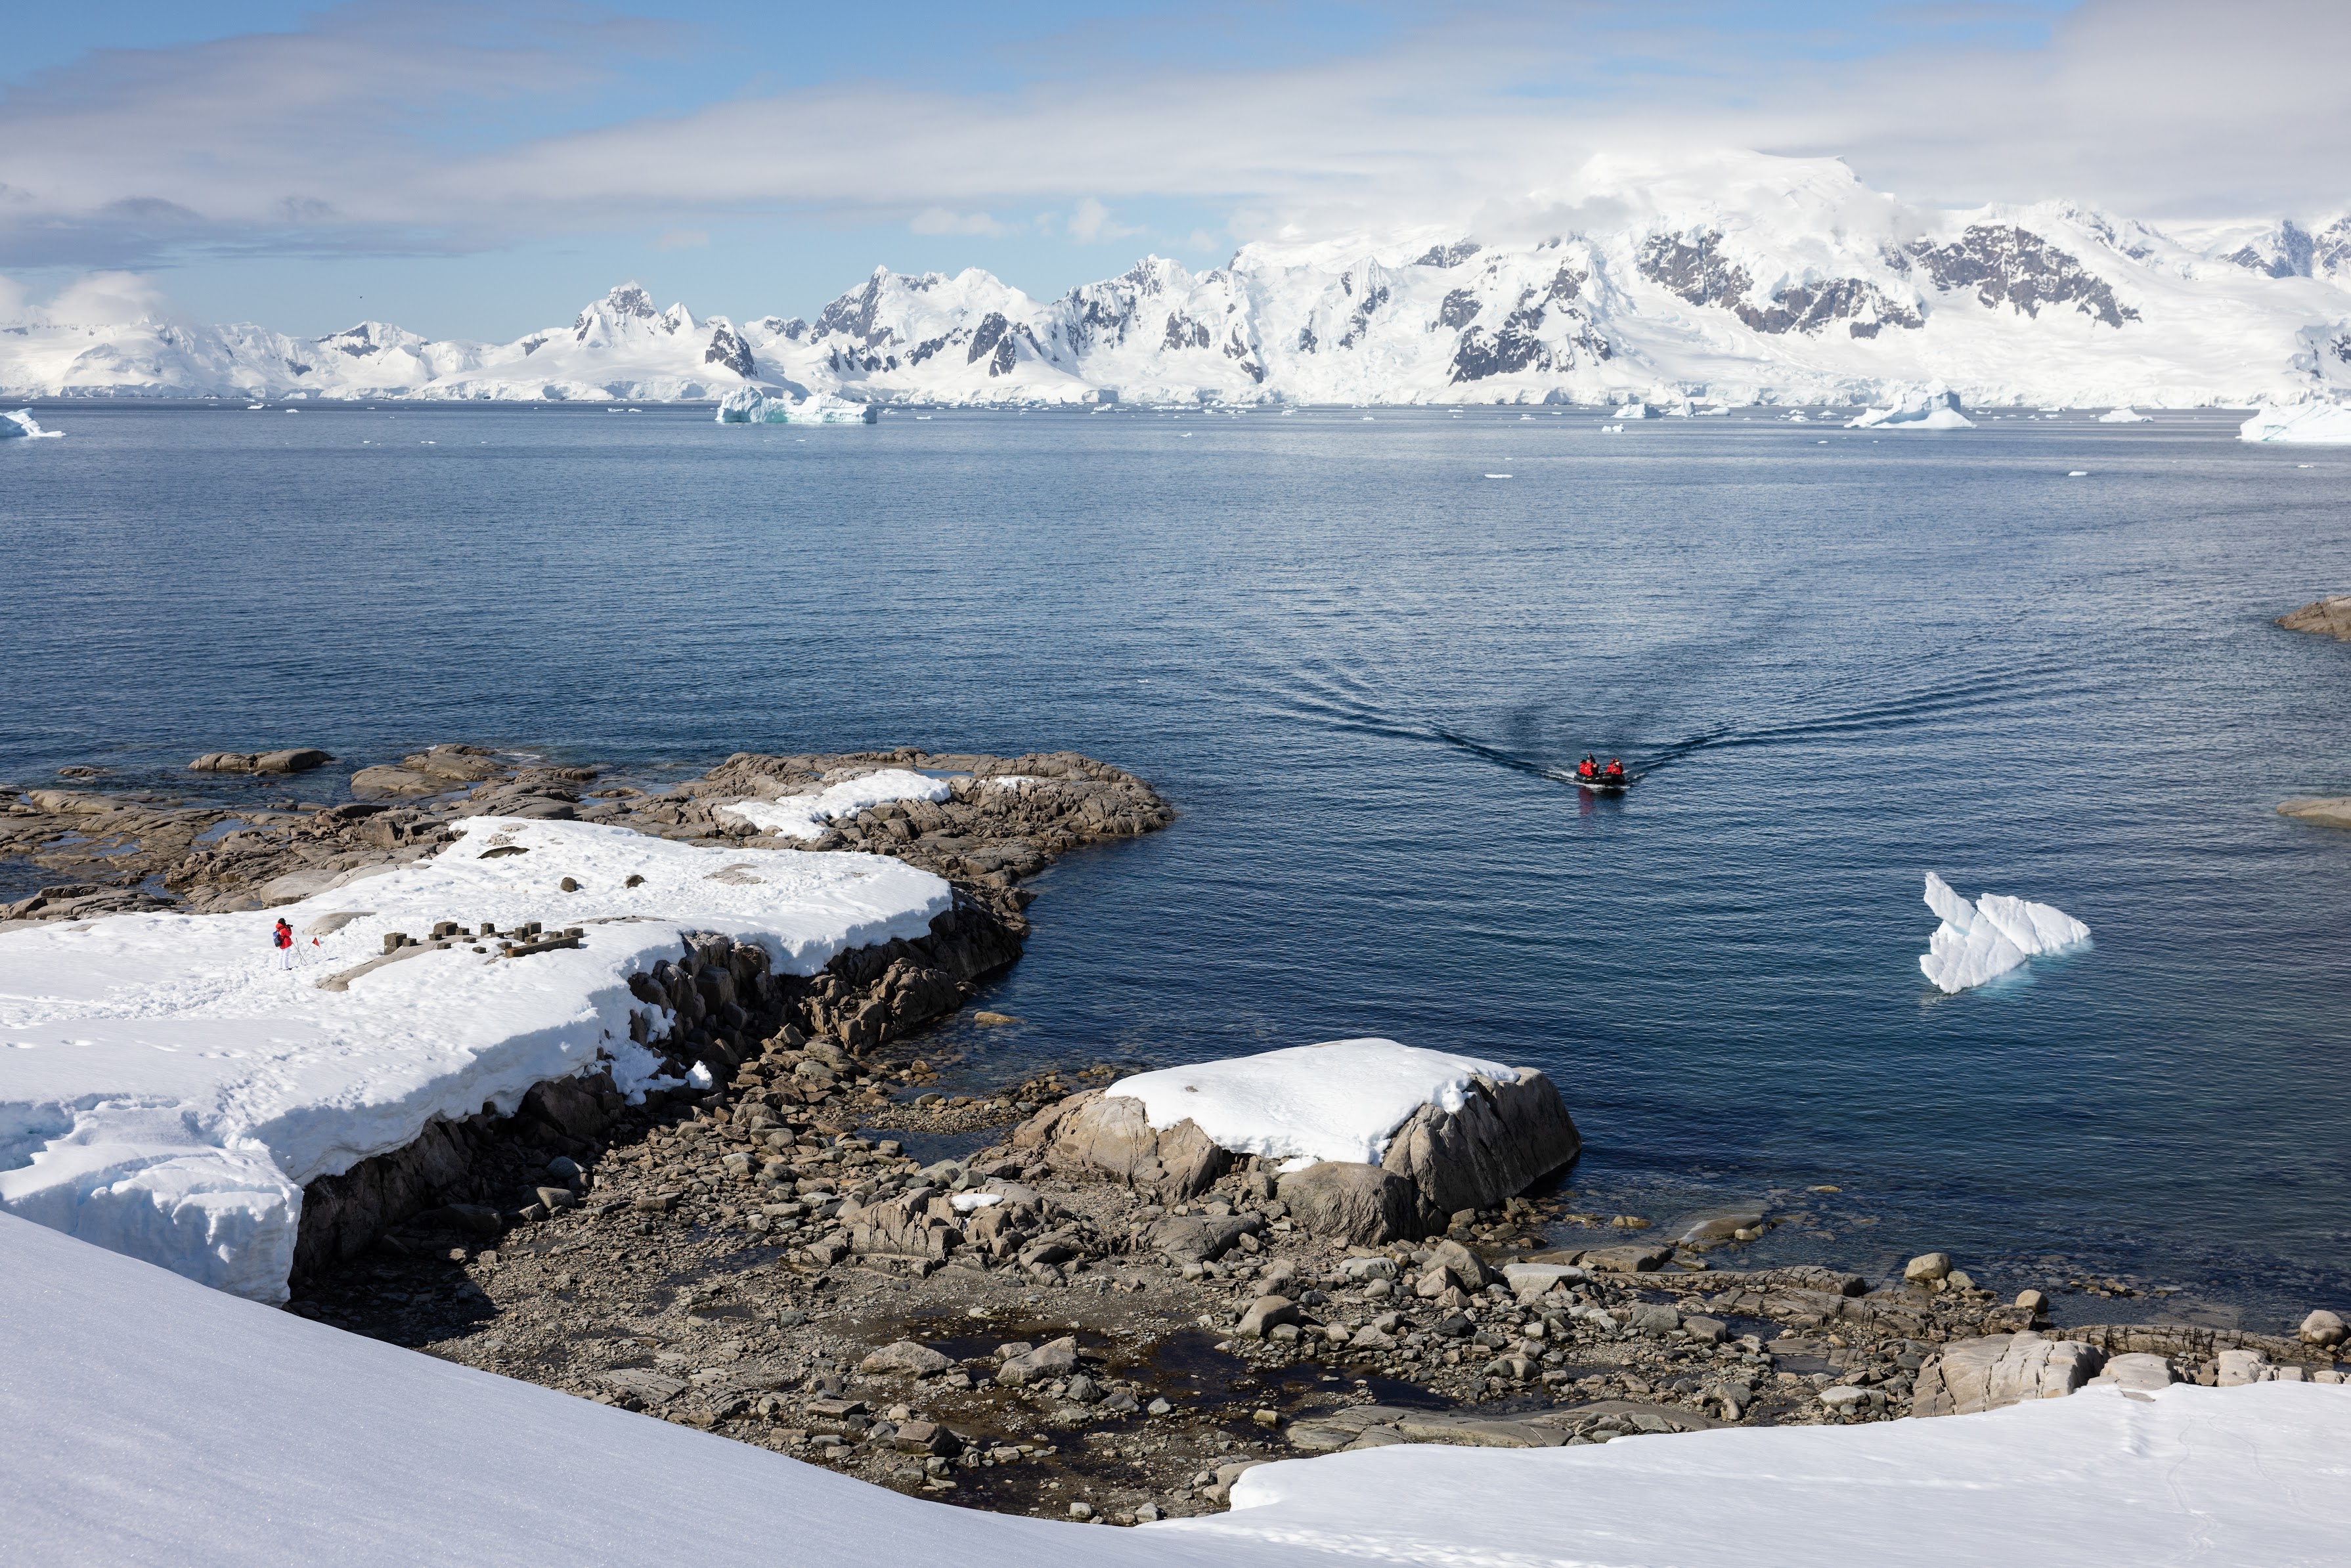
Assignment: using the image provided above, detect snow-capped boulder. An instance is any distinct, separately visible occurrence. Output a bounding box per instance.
[1010,1039,1580,1237]
[1848,383,1975,429]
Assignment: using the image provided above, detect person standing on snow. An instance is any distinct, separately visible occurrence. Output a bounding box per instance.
[273,918,296,970]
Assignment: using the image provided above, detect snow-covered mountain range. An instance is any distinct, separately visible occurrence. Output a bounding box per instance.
[7,155,2348,408]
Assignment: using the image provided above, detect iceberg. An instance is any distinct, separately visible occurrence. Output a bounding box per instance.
[713,767,952,839]
[1847,384,1975,430]
[1610,401,1652,420]
[1919,872,2090,992]
[2239,403,2351,445]
[714,387,877,425]
[2098,406,2153,423]
[1,408,62,439]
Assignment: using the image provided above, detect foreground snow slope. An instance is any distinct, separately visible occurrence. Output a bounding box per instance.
[1107,1038,1516,1167]
[0,817,947,1301]
[7,154,2350,408]
[6,1211,2348,1568]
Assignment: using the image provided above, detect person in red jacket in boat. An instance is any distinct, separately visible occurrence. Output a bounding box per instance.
[1603,757,1625,783]
[1577,754,1600,781]
[273,917,296,970]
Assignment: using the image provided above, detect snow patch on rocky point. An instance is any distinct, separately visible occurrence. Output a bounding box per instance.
[0,817,948,1300]
[715,768,954,840]
[1919,871,2090,993]
[1107,1038,1520,1169]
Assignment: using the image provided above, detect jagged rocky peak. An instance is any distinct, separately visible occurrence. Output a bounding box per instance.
[1904,225,2138,328]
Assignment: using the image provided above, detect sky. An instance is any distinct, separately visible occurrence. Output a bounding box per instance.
[1,0,2345,341]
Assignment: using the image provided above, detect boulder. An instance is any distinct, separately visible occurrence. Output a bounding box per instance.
[1009,1087,1230,1198]
[2087,1353,2178,1392]
[1911,1332,2105,1416]
[1425,1238,1492,1290]
[860,1341,952,1377]
[1278,1162,1420,1245]
[1012,1059,1580,1227]
[995,1337,1079,1387]
[2300,1309,2347,1347]
[1236,1296,1299,1338]
[350,766,440,799]
[2278,595,2351,640]
[1152,1215,1258,1265]
[1904,1252,1953,1284]
[1374,1068,1581,1223]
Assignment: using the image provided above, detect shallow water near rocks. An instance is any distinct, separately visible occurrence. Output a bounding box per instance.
[5,402,2348,1329]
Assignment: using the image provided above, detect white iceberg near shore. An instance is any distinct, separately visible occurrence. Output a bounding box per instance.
[1107,1038,1515,1168]
[0,817,948,1300]
[1,408,62,438]
[1919,871,2090,992]
[2097,406,2153,423]
[2240,403,2351,445]
[714,387,878,424]
[9,1206,2351,1567]
[1847,384,1975,429]
[714,767,952,840]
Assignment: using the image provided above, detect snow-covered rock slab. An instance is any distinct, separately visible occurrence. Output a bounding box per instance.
[0,817,947,1300]
[1015,1040,1580,1238]
[715,768,952,840]
[2241,403,2351,445]
[1919,871,2090,993]
[7,1211,2350,1568]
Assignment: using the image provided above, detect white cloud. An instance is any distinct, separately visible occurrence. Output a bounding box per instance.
[43,271,170,326]
[0,272,26,322]
[1,0,2346,275]
[910,207,1015,237]
[1065,198,1141,243]
[654,228,709,251]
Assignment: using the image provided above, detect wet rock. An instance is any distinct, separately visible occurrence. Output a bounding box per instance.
[2277,798,2351,831]
[191,749,333,774]
[2278,594,2351,640]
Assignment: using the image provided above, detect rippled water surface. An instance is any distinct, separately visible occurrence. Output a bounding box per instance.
[6,402,2349,1326]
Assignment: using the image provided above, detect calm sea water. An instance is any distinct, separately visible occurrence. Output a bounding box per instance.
[6,401,2348,1330]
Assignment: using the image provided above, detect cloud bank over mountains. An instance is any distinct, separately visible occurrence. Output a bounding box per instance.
[1,0,2346,292]
[7,153,2348,409]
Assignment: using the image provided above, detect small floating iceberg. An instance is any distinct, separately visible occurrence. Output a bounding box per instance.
[1611,401,1652,420]
[2239,403,2351,445]
[714,387,877,425]
[1847,385,1975,430]
[1,409,63,439]
[1920,872,2090,992]
[2097,406,2153,424]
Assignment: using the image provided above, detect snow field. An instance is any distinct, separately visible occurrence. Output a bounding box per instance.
[1919,871,2090,992]
[5,1209,2348,1568]
[714,768,956,839]
[0,817,949,1299]
[1107,1038,1519,1169]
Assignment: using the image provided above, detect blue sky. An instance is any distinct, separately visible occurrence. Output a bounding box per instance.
[1,1,2339,340]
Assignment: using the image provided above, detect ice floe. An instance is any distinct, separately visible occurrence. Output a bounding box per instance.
[1,408,62,439]
[2240,403,2351,445]
[2097,406,2153,423]
[7,1208,2350,1567]
[715,387,878,424]
[1107,1038,1516,1168]
[0,817,948,1300]
[715,768,954,839]
[1919,871,2090,992]
[1847,384,1976,429]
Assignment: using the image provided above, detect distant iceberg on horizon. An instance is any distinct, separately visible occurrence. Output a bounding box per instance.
[1849,384,1976,430]
[1920,871,2090,993]
[715,388,877,425]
